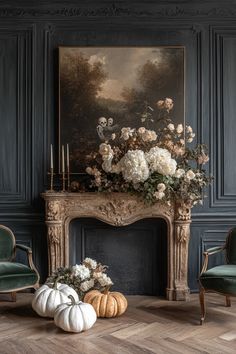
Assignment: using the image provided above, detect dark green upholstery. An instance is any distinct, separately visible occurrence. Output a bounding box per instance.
[198,228,236,323]
[0,227,14,261]
[0,225,39,295]
[200,265,236,295]
[0,262,38,292]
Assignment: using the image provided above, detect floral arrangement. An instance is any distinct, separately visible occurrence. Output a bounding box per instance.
[46,258,113,300]
[86,98,212,206]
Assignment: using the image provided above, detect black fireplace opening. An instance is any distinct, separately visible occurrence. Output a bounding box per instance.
[69,217,167,296]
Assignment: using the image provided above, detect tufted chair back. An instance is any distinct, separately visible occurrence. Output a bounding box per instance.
[226,228,236,264]
[0,225,15,261]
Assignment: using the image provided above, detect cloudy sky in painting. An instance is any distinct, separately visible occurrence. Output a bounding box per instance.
[61,47,178,101]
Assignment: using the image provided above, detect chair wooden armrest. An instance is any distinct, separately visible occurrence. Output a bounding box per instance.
[200,246,225,275]
[16,244,32,253]
[15,244,39,276]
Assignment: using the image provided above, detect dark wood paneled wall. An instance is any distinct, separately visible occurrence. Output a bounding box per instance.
[0,0,236,291]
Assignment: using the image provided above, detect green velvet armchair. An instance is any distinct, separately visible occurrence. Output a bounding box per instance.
[199,227,236,324]
[0,225,39,301]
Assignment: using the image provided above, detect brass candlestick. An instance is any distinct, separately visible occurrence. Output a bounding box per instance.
[47,168,54,192]
[62,172,66,192]
[50,168,54,192]
[67,169,70,191]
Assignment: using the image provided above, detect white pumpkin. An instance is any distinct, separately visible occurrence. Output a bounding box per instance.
[54,295,97,333]
[32,279,79,318]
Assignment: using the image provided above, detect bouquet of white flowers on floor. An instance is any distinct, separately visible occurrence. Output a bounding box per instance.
[46,258,113,300]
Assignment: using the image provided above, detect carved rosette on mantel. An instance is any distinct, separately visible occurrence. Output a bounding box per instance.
[42,192,191,301]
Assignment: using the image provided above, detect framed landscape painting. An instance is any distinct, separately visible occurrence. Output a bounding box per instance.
[59,46,185,174]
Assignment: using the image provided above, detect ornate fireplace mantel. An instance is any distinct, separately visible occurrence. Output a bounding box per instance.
[42,192,191,301]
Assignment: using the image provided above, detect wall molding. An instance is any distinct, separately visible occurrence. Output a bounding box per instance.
[1,4,236,19]
[210,26,236,208]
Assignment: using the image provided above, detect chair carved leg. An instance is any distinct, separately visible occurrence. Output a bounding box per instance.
[11,292,16,302]
[199,288,206,325]
[226,296,231,307]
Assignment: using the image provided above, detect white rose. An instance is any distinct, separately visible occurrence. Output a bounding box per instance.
[154,191,165,200]
[142,130,157,142]
[157,183,166,192]
[121,127,134,140]
[167,123,175,131]
[174,169,185,178]
[186,125,193,133]
[99,143,113,160]
[176,124,183,134]
[187,137,193,143]
[164,98,174,112]
[86,167,93,175]
[138,127,146,134]
[185,170,195,180]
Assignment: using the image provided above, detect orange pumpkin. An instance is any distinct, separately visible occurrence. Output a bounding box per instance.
[84,288,128,318]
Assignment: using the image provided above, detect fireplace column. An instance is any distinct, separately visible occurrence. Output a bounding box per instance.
[171,203,191,301]
[45,200,65,273]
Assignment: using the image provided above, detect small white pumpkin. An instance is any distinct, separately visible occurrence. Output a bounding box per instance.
[32,278,79,318]
[54,295,97,333]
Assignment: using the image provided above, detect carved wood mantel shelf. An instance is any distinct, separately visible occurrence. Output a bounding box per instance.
[42,192,192,301]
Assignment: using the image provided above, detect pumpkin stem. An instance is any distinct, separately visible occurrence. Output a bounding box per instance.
[103,285,112,294]
[68,294,77,305]
[53,276,63,289]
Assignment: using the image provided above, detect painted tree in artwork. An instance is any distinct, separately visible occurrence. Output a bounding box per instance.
[60,52,107,130]
[121,51,184,128]
[60,51,108,170]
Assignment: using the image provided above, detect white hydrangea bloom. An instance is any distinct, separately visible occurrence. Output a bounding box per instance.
[98,273,113,287]
[93,272,102,279]
[119,150,149,184]
[80,279,95,292]
[83,258,97,269]
[145,147,177,176]
[71,264,90,280]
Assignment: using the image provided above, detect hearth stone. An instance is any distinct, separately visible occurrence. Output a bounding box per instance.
[42,192,191,301]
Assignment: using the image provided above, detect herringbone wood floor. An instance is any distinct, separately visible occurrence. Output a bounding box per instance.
[0,293,236,354]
